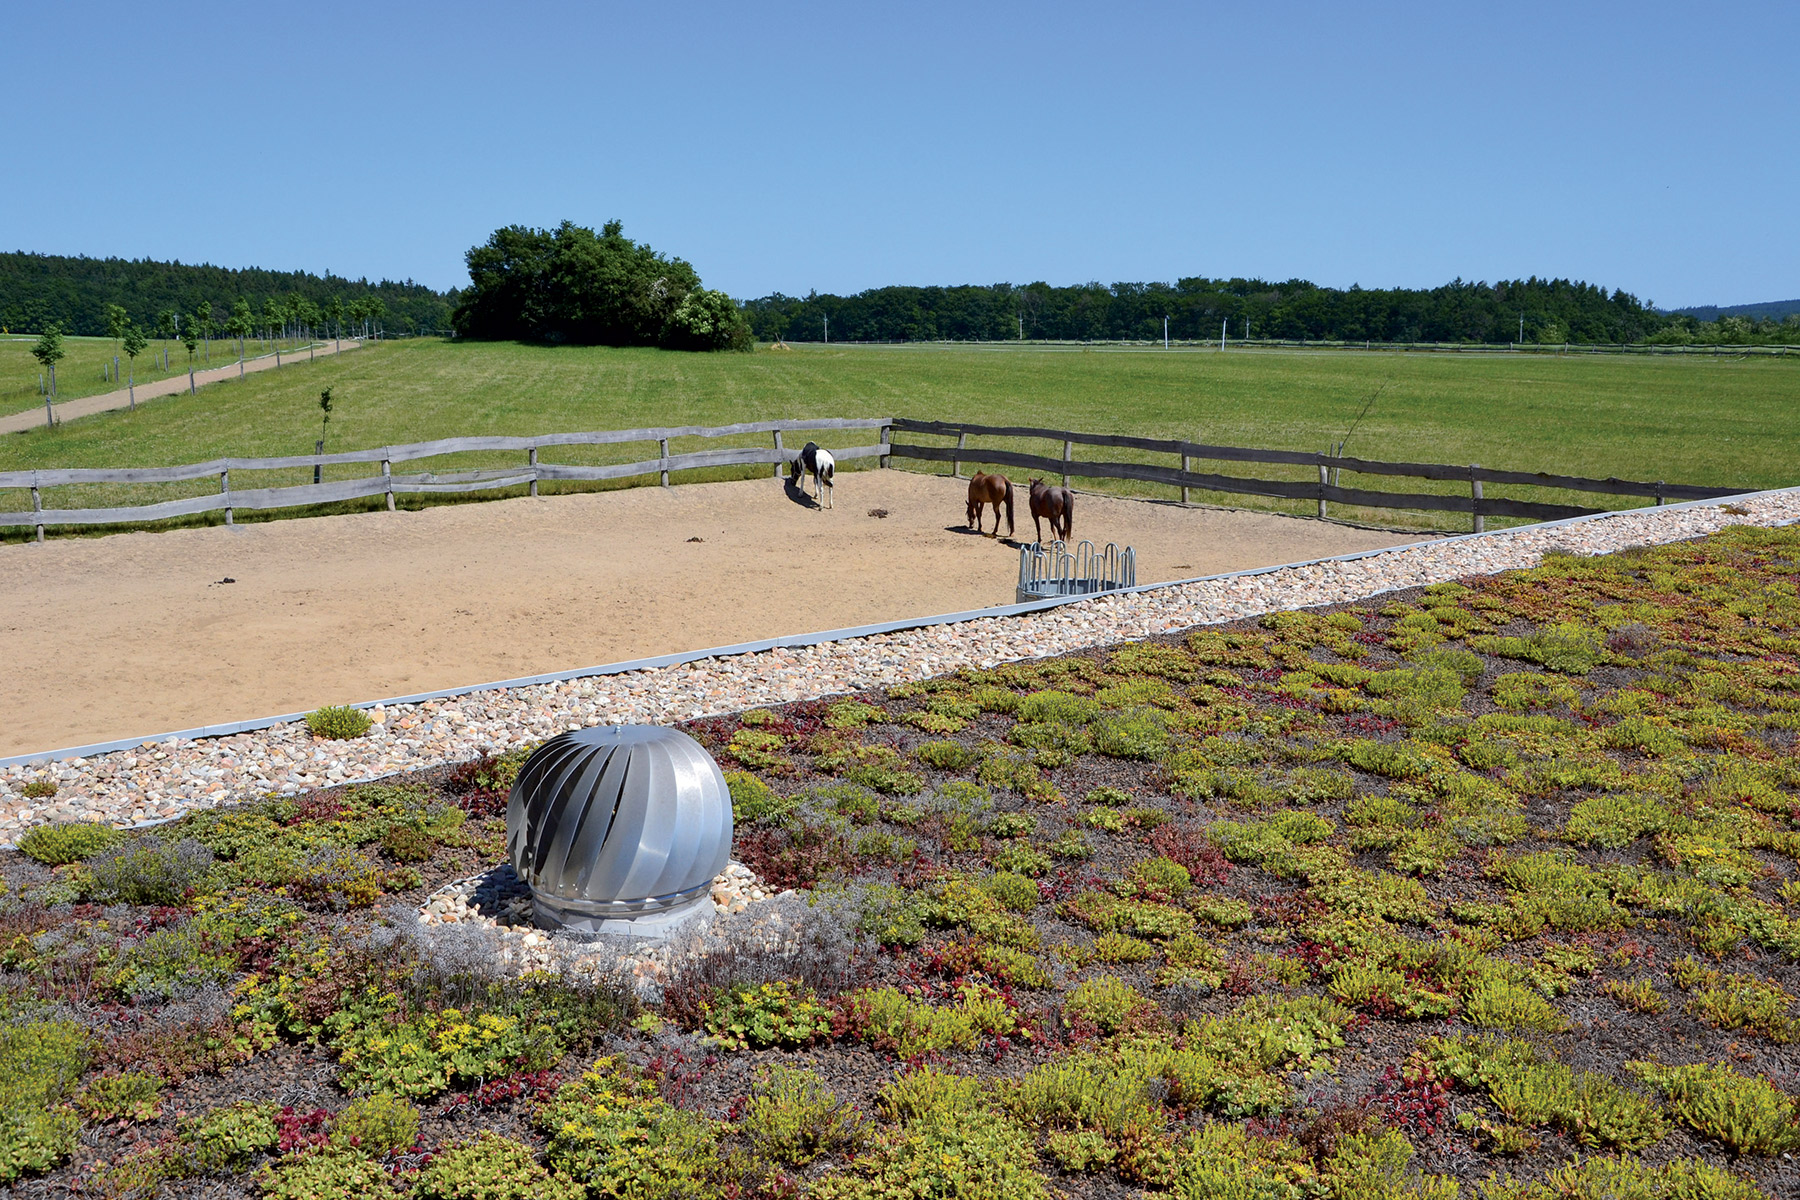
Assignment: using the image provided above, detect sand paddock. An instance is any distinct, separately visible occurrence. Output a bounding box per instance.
[0,471,1421,757]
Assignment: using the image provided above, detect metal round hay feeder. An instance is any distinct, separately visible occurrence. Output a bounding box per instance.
[1017,540,1136,603]
[506,725,732,939]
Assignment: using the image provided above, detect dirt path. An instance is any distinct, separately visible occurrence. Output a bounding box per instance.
[0,340,363,435]
[0,471,1422,756]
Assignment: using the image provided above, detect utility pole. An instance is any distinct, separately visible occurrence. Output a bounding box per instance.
[1163,315,1169,349]
[1518,313,1524,344]
[1018,314,1023,340]
[1220,319,1227,351]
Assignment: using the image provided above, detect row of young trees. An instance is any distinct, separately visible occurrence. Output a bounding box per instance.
[115,293,390,364]
[741,277,1799,346]
[26,293,388,417]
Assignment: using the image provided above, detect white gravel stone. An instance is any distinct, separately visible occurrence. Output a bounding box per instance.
[413,860,777,989]
[2,490,1796,840]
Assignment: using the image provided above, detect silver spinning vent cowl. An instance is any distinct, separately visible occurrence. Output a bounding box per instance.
[507,725,733,938]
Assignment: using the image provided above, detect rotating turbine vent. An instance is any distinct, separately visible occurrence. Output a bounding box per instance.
[507,725,732,937]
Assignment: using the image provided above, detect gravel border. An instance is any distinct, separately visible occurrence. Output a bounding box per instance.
[4,487,1797,845]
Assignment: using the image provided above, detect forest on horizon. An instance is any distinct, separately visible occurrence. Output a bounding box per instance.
[0,252,455,340]
[4,249,1794,347]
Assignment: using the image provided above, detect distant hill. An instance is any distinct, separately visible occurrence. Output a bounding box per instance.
[1673,299,1800,323]
[0,251,456,338]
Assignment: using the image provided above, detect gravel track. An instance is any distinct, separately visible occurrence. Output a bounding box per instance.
[4,487,1795,846]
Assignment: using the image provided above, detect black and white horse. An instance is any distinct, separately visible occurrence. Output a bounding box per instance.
[789,441,835,508]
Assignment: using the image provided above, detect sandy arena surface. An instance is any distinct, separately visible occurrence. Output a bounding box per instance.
[0,470,1421,757]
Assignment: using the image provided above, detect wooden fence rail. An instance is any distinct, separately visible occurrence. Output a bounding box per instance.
[0,418,891,539]
[884,417,1750,528]
[0,412,1755,539]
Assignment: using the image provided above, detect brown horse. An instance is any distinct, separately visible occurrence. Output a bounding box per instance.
[1027,478,1074,544]
[966,472,1014,537]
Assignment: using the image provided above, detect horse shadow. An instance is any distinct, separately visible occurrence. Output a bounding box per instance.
[944,525,1024,549]
[783,476,823,510]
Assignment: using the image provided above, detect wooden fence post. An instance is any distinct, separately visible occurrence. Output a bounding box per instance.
[880,423,891,469]
[659,438,671,487]
[1470,465,1484,533]
[1062,440,1072,488]
[221,469,233,526]
[953,431,966,478]
[314,441,324,485]
[1181,453,1192,504]
[528,447,538,497]
[1655,481,1666,507]
[1317,464,1329,519]
[31,481,43,543]
[384,457,395,511]
[772,429,784,478]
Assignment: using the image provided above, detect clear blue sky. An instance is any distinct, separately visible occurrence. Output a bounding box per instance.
[6,1,1794,308]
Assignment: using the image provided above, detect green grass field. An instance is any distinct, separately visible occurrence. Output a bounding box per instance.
[1,333,322,417]
[1,339,1794,540]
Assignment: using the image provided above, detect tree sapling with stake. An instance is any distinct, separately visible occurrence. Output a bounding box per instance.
[196,300,212,363]
[121,321,147,410]
[179,317,200,393]
[314,387,334,483]
[32,324,65,426]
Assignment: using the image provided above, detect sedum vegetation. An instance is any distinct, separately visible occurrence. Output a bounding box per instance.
[4,525,1800,1197]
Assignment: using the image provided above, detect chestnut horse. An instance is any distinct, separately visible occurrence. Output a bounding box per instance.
[1027,478,1073,543]
[965,472,1014,537]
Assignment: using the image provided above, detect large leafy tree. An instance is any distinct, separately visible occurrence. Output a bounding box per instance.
[453,219,746,350]
[666,287,752,351]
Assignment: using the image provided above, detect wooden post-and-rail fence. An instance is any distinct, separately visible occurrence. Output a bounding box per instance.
[0,415,1749,540]
[882,417,1744,527]
[0,418,890,542]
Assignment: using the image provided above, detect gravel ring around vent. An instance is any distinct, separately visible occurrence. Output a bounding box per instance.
[416,859,791,996]
[3,488,1798,845]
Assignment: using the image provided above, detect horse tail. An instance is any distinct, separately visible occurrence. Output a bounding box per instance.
[1062,489,1073,540]
[1003,480,1015,536]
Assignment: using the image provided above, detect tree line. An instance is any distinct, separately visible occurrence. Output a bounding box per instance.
[0,251,454,340]
[11,245,1794,354]
[742,277,1800,346]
